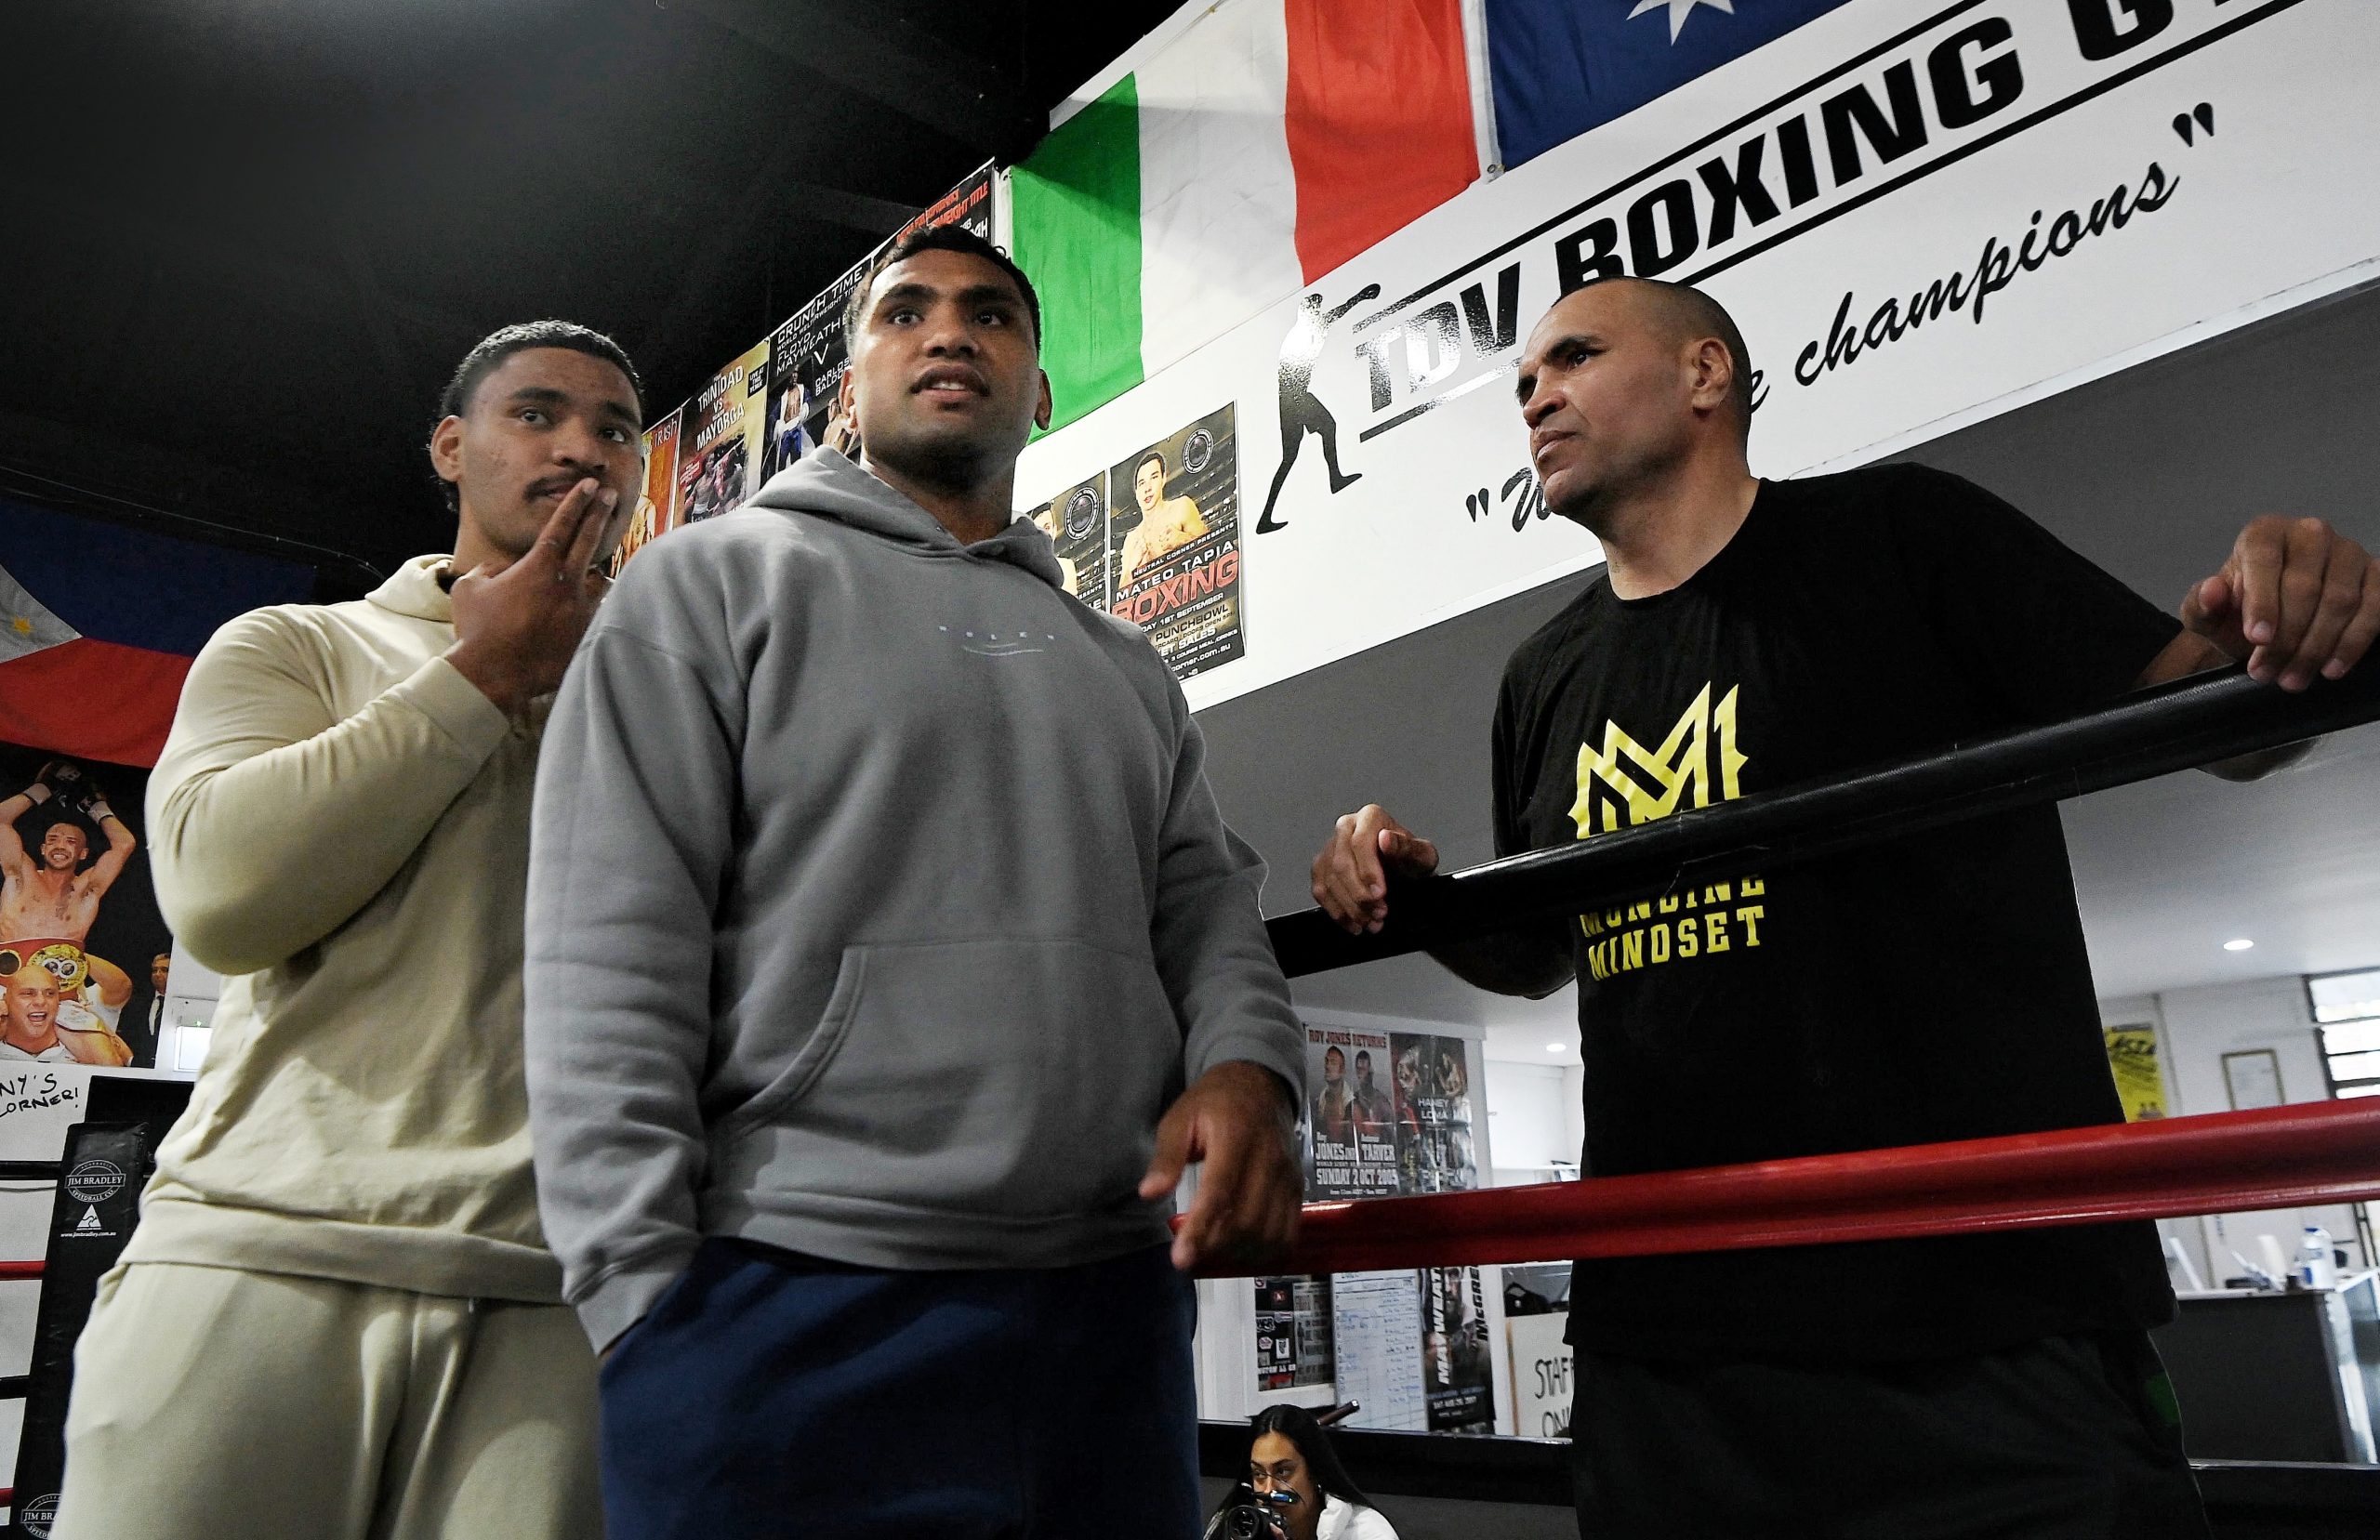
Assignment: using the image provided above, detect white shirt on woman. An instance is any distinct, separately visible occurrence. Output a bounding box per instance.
[1317,1494,1397,1540]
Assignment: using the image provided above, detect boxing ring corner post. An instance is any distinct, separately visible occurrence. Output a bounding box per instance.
[1207,662,2380,1281]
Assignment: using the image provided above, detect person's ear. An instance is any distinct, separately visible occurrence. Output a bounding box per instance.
[1687,339,1733,416]
[1035,369,1053,432]
[429,414,466,494]
[837,368,858,433]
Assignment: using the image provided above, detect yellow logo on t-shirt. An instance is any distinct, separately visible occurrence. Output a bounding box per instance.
[1568,683,1747,836]
[1567,683,1765,979]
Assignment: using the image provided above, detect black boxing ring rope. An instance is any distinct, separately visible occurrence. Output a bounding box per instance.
[1195,663,2380,1279]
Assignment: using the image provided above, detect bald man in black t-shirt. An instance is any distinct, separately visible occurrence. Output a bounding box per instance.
[1311,277,2380,1538]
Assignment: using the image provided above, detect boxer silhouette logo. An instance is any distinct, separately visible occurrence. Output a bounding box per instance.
[1255,283,1381,533]
[1064,486,1099,540]
[1182,427,1214,474]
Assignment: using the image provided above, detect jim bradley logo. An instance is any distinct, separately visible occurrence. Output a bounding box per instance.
[1568,683,1766,981]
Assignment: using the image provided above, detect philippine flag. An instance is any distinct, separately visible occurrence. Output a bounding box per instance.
[1,499,314,767]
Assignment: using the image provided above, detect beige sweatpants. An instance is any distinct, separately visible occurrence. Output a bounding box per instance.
[51,1261,602,1540]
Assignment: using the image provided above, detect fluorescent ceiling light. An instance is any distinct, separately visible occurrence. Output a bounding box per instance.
[1545,1042,1566,1052]
[2224,938,2255,952]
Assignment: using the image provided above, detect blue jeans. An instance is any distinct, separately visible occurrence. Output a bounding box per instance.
[598,1238,1198,1539]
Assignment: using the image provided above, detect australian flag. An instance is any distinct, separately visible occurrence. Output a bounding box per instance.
[1487,0,1858,169]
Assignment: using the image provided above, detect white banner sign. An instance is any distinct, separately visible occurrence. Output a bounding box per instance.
[1017,0,2380,709]
[1506,1310,1573,1441]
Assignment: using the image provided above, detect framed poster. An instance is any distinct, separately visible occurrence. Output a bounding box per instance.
[2221,1049,2285,1112]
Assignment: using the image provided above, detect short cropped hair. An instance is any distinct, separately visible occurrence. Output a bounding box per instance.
[433,321,644,513]
[1579,276,1753,441]
[842,224,1042,355]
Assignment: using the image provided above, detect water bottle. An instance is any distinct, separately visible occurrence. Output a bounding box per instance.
[2294,1226,2338,1291]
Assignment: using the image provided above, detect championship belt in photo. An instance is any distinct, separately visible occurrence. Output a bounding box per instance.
[0,940,88,992]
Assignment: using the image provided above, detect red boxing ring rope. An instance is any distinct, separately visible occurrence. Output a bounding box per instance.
[1196,1099,2380,1278]
[0,1261,42,1282]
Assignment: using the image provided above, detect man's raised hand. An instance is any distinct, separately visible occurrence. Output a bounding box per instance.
[447,480,620,714]
[2181,514,2380,691]
[1311,804,1439,935]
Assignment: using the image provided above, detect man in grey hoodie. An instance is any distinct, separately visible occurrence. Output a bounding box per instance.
[524,223,1307,1538]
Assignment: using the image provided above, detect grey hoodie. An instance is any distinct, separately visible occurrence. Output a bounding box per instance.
[524,449,1305,1349]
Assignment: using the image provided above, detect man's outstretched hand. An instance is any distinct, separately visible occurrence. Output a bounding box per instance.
[2181,515,2380,691]
[1141,1061,1301,1272]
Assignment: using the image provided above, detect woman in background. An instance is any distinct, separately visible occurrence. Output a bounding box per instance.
[1207,1404,1398,1540]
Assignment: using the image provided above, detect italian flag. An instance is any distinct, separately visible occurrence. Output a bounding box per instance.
[1010,0,1486,429]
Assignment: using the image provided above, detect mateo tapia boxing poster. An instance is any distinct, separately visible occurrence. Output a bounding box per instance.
[0,745,171,1070]
[1103,403,1244,680]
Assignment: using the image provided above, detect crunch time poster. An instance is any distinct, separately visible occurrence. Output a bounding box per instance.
[760,163,997,481]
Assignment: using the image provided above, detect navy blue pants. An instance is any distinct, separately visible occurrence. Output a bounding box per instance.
[598,1238,1199,1540]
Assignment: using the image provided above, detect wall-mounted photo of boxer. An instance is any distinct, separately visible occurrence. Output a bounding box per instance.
[1105,402,1245,680]
[0,746,166,1066]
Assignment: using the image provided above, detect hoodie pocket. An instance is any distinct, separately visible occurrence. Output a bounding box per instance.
[713,948,873,1141]
[734,937,1183,1221]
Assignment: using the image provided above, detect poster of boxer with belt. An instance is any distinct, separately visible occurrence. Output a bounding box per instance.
[1104,402,1244,679]
[0,746,157,1067]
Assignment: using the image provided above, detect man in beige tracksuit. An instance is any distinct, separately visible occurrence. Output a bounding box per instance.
[54,321,644,1540]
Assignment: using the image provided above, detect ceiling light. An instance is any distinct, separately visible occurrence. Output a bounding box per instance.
[1545,1042,1567,1053]
[2224,938,2254,952]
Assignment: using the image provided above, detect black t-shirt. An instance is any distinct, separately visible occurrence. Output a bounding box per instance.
[1492,464,2184,1362]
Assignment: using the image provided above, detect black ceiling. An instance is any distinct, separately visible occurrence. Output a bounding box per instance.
[0,0,1178,589]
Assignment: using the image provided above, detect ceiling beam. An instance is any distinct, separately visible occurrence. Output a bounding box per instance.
[0,169,482,348]
[782,183,925,239]
[676,0,1041,157]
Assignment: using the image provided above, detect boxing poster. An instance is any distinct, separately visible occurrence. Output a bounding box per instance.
[1422,1263,1496,1432]
[674,338,772,528]
[757,163,1000,484]
[760,292,845,487]
[1389,1031,1478,1195]
[1023,476,1111,610]
[1302,1024,1397,1202]
[2104,1021,2168,1122]
[0,746,169,1070]
[1253,1274,1335,1392]
[1104,403,1244,681]
[611,407,682,577]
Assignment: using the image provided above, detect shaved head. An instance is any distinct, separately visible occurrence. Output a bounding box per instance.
[1570,277,1753,441]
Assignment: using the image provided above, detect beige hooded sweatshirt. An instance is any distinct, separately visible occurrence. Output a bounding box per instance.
[126,555,561,1301]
